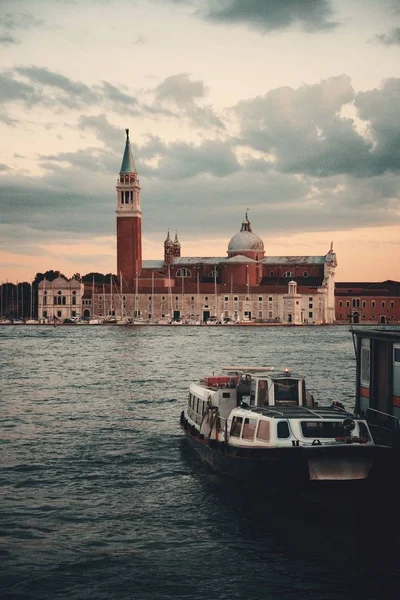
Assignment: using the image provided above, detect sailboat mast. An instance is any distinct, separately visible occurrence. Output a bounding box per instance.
[120,271,124,319]
[151,271,154,322]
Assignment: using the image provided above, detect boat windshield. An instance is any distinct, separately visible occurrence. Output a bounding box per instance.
[274,378,299,404]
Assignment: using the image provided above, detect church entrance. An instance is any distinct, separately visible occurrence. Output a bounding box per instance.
[83,309,90,318]
[352,312,360,324]
[203,310,210,322]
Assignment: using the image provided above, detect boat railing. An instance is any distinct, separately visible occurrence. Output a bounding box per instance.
[365,408,400,447]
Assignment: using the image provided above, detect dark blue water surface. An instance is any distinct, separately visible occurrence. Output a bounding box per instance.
[1,325,399,600]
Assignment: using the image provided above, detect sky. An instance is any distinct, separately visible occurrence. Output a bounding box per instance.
[1,0,400,283]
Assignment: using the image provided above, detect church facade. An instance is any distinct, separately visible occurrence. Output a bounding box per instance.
[39,130,337,324]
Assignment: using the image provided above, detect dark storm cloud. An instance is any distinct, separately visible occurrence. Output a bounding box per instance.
[374,27,400,45]
[173,0,338,32]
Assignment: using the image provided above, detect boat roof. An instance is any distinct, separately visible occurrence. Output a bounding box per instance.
[242,405,356,420]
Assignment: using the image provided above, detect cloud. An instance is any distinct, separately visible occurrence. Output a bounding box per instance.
[201,0,338,33]
[155,72,207,107]
[0,11,44,45]
[0,33,17,45]
[0,72,40,105]
[0,163,11,172]
[153,73,225,129]
[16,66,99,109]
[374,27,400,46]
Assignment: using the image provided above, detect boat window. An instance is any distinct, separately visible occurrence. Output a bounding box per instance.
[256,420,270,442]
[223,392,230,398]
[277,421,290,438]
[196,398,200,413]
[242,418,257,440]
[300,421,346,438]
[230,417,243,437]
[360,347,370,387]
[258,380,268,406]
[250,379,256,405]
[274,379,299,404]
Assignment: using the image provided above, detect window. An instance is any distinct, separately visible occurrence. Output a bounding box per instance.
[256,420,270,441]
[339,301,343,307]
[309,297,313,301]
[176,268,191,278]
[72,311,76,317]
[222,392,230,398]
[258,311,262,318]
[353,299,360,308]
[72,297,76,305]
[362,301,366,308]
[361,347,370,386]
[269,297,273,302]
[282,271,295,278]
[269,271,274,277]
[394,347,400,363]
[371,301,375,308]
[43,310,47,318]
[43,296,47,306]
[245,296,250,301]
[258,297,262,302]
[277,421,290,438]
[234,296,238,301]
[205,296,208,301]
[300,421,346,438]
[309,303,313,309]
[268,311,273,318]
[224,296,229,301]
[242,418,257,440]
[191,297,195,301]
[175,296,179,301]
[162,296,165,301]
[72,291,76,296]
[390,301,395,309]
[346,301,350,308]
[230,417,243,437]
[303,272,308,278]
[57,310,62,317]
[309,312,313,318]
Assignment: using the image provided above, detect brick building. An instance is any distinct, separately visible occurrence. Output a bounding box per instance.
[335,280,400,324]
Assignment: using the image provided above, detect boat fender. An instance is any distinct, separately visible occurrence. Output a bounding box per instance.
[312,439,321,446]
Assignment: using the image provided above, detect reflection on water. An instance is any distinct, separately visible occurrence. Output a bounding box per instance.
[1,325,399,600]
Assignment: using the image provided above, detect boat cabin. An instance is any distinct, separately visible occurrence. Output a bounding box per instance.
[352,327,400,446]
[226,405,373,448]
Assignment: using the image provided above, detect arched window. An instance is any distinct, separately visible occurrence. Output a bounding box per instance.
[208,268,219,278]
[282,272,295,278]
[303,271,308,278]
[176,268,191,278]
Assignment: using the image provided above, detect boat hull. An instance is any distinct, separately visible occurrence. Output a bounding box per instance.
[180,415,394,507]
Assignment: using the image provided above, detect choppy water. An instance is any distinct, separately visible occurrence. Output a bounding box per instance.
[1,325,399,600]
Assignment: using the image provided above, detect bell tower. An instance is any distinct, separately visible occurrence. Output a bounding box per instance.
[116,129,142,285]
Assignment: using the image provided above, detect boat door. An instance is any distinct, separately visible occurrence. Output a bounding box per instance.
[203,310,210,322]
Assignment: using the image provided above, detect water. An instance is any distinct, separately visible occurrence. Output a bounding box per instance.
[1,325,399,600]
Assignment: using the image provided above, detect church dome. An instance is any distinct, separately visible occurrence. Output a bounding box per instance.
[228,213,264,253]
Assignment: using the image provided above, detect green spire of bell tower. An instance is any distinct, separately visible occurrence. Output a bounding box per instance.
[120,128,137,174]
